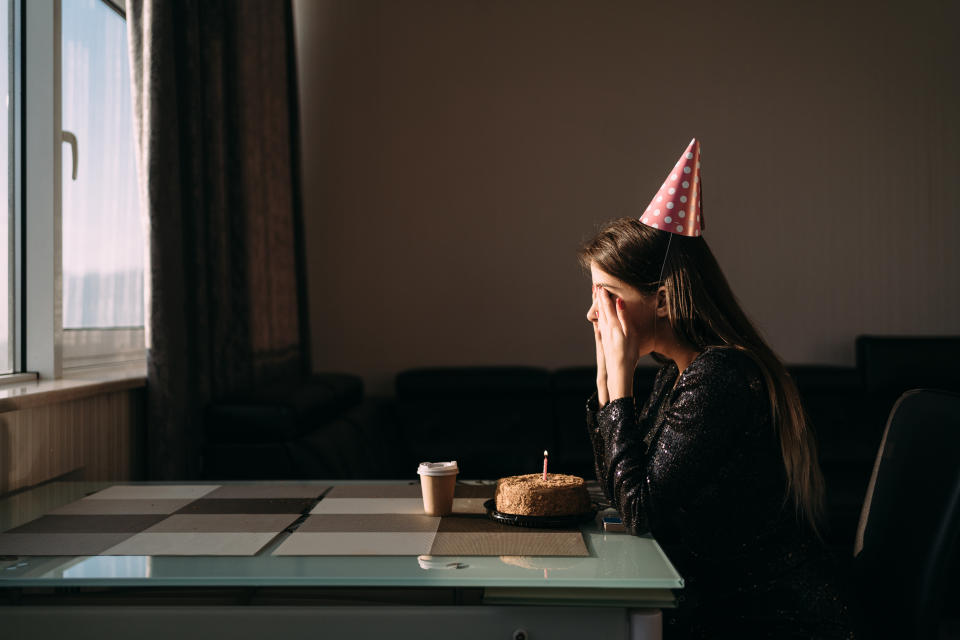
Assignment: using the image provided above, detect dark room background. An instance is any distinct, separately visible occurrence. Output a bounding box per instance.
[292,0,960,395]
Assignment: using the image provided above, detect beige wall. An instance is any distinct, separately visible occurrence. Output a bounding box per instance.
[293,0,960,396]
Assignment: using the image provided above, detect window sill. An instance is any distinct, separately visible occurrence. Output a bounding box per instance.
[0,363,146,414]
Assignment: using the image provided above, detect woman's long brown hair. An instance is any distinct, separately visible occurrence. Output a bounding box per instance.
[578,217,825,536]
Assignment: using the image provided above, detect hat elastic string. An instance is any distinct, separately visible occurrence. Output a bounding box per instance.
[653,233,672,358]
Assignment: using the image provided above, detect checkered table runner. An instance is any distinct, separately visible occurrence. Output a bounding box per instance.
[0,483,589,557]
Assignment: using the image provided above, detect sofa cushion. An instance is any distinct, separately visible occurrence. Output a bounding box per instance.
[789,365,873,462]
[205,373,364,443]
[856,335,960,443]
[856,335,960,393]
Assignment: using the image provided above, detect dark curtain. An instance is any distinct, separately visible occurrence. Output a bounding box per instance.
[126,0,309,479]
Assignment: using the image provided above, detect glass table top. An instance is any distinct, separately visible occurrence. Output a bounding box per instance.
[0,481,684,591]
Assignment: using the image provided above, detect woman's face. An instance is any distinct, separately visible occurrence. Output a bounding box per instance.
[586,261,662,356]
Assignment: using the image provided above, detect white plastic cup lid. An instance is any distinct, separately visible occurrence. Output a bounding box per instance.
[417,461,459,476]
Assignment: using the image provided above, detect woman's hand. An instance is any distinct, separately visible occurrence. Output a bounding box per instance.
[592,286,610,407]
[596,285,640,402]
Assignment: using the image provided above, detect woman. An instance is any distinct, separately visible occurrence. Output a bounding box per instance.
[581,140,858,638]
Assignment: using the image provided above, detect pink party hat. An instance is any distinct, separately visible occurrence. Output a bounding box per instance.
[639,138,704,237]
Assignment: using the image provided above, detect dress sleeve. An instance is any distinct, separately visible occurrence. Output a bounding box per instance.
[585,391,612,504]
[593,395,652,534]
[586,368,669,531]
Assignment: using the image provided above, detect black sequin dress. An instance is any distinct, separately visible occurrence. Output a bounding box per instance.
[587,346,859,639]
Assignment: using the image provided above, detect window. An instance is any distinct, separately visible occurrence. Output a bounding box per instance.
[17,0,145,379]
[60,0,144,371]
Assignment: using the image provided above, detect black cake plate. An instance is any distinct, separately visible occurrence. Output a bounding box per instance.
[483,498,598,529]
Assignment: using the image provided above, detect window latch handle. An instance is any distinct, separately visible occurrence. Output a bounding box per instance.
[61,130,78,180]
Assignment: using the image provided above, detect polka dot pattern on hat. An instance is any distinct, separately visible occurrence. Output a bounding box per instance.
[637,138,704,237]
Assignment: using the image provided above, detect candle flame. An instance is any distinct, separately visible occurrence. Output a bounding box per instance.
[543,450,548,456]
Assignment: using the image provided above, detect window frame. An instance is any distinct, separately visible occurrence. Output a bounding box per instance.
[22,0,60,380]
[6,0,25,379]
[2,0,33,385]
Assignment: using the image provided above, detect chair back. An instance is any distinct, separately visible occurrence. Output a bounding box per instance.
[853,389,960,638]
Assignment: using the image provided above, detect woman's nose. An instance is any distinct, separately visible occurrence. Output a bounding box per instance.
[586,300,598,323]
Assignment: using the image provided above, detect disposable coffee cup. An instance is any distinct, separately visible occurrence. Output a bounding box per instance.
[417,461,459,516]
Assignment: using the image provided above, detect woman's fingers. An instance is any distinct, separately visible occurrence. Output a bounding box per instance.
[597,288,621,337]
[593,289,610,406]
[596,290,622,376]
[597,290,611,341]
[614,295,629,336]
[595,327,607,386]
[592,288,605,355]
[594,322,605,361]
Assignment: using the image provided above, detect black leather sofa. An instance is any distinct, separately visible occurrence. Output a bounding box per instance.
[388,335,960,553]
[202,373,399,480]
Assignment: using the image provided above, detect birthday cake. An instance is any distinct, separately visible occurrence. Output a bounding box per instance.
[494,473,591,517]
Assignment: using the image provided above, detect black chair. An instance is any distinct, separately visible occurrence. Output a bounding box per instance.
[852,389,960,639]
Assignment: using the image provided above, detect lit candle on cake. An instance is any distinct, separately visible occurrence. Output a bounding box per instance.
[542,450,549,481]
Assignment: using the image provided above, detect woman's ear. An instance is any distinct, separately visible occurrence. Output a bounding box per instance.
[655,286,669,318]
